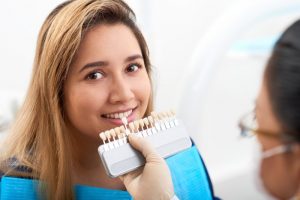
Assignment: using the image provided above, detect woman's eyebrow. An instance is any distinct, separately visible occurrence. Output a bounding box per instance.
[79,54,143,73]
[79,61,108,73]
[125,54,143,62]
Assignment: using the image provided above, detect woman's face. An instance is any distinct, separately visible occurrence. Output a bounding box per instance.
[256,80,299,199]
[63,23,151,141]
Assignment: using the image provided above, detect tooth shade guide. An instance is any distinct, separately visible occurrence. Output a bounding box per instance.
[162,112,171,129]
[169,110,175,118]
[150,112,159,123]
[153,113,163,131]
[146,116,156,134]
[99,132,107,142]
[120,126,125,133]
[143,118,152,136]
[99,110,179,150]
[164,111,171,120]
[109,129,120,148]
[98,110,192,178]
[143,118,149,127]
[159,112,166,119]
[133,120,140,132]
[164,111,170,118]
[140,119,151,137]
[121,117,128,126]
[114,127,121,138]
[137,119,145,135]
[150,112,162,131]
[143,118,149,131]
[121,118,131,138]
[160,112,170,130]
[150,111,157,117]
[132,120,141,137]
[128,122,135,133]
[119,126,126,140]
[163,111,172,127]
[99,132,109,151]
[109,129,117,140]
[104,131,111,140]
[158,113,166,128]
[104,131,115,149]
[147,116,154,126]
[166,111,176,126]
[114,127,124,146]
[138,119,145,128]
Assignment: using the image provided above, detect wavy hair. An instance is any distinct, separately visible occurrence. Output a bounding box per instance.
[0,0,153,199]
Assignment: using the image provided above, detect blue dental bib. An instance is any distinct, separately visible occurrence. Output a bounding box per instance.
[0,146,216,200]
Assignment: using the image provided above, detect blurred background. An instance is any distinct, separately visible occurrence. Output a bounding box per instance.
[1,0,300,199]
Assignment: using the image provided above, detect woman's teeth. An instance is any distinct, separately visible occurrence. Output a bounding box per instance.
[104,110,132,119]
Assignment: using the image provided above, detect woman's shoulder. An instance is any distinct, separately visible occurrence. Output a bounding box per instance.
[0,157,33,179]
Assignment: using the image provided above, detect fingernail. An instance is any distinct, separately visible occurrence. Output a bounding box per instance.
[130,133,139,140]
[128,134,134,141]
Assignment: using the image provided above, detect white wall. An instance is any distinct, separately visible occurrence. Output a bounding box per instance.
[0,0,64,134]
[1,0,300,199]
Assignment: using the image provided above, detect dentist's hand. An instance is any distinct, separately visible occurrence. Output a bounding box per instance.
[119,134,174,200]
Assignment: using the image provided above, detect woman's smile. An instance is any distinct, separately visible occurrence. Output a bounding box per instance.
[101,107,137,126]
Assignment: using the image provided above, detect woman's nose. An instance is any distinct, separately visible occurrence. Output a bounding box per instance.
[108,76,135,104]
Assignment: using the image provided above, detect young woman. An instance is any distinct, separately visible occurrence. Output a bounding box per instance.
[0,1,215,199]
[1,0,153,199]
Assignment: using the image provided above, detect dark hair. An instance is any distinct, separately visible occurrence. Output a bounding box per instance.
[265,19,300,143]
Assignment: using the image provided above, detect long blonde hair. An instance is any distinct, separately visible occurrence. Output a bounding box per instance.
[0,0,153,199]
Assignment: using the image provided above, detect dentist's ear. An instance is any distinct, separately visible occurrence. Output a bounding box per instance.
[120,134,175,200]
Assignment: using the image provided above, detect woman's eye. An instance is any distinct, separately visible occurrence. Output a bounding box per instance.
[86,72,103,80]
[126,64,140,73]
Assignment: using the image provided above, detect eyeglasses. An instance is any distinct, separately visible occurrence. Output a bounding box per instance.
[238,110,295,142]
[238,110,296,158]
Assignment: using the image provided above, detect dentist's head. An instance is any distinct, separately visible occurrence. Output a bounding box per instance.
[239,19,300,199]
